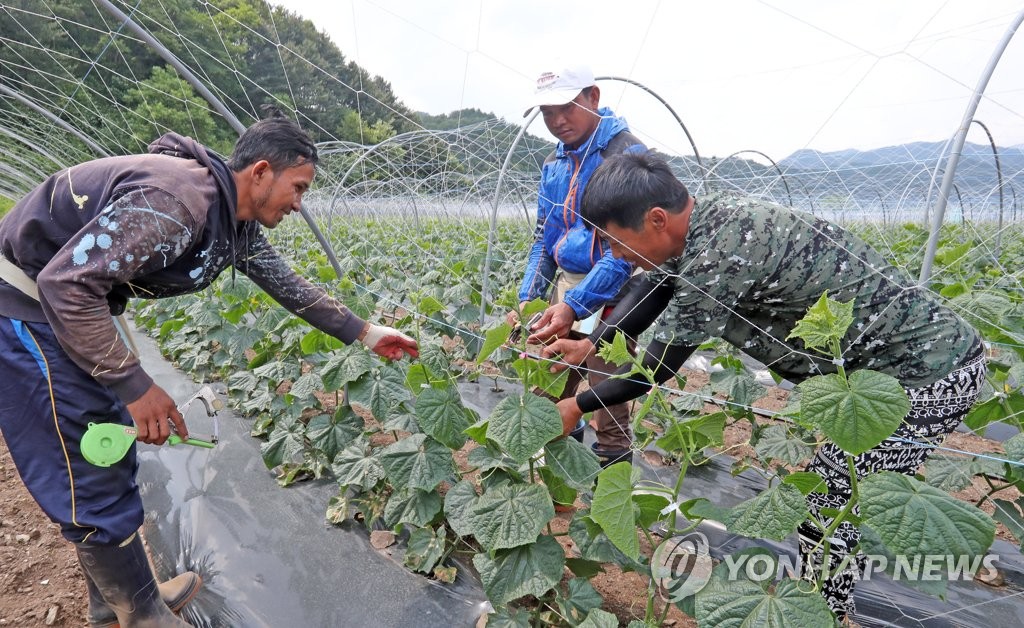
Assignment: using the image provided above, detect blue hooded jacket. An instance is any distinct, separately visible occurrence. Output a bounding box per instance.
[518,108,645,318]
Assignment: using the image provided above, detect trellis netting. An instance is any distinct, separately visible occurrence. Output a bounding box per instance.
[3,1,1024,627]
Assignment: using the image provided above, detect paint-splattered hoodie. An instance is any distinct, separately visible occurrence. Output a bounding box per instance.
[0,133,365,403]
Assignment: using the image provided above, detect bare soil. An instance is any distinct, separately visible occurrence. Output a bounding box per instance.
[0,434,88,627]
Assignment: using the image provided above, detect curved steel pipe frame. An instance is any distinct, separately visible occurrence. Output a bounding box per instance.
[920,7,1024,283]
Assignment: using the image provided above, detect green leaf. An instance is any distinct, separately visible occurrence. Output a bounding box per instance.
[521,298,548,318]
[754,425,814,466]
[568,513,639,570]
[226,370,259,394]
[288,372,323,401]
[405,363,436,391]
[348,365,411,420]
[965,392,1024,435]
[467,444,518,473]
[384,487,443,528]
[538,466,578,506]
[781,471,827,495]
[543,437,602,490]
[558,577,603,623]
[332,438,384,491]
[225,325,264,356]
[325,491,350,524]
[469,483,555,551]
[307,405,364,462]
[798,370,909,455]
[473,535,565,606]
[480,607,531,628]
[299,329,342,355]
[443,480,479,538]
[378,434,455,491]
[320,346,375,391]
[382,400,420,433]
[577,608,619,628]
[253,360,301,386]
[590,462,640,560]
[415,386,470,449]
[478,322,513,363]
[418,295,446,317]
[695,565,835,627]
[656,412,726,454]
[1005,432,1024,462]
[464,418,489,445]
[486,394,564,464]
[403,525,446,574]
[565,557,604,579]
[710,369,766,407]
[633,493,671,528]
[682,498,732,524]
[726,483,808,541]
[860,471,995,595]
[921,455,976,492]
[992,498,1024,548]
[512,355,571,398]
[785,290,855,353]
[260,417,306,469]
[595,331,633,367]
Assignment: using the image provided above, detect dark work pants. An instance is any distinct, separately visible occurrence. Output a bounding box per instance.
[0,316,142,546]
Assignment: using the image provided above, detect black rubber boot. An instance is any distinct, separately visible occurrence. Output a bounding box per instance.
[76,532,191,627]
[83,565,118,628]
[591,442,633,469]
[85,571,203,627]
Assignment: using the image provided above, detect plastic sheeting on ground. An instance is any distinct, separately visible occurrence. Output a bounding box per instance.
[133,329,489,628]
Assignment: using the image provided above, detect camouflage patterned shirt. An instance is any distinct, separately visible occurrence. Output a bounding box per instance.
[649,192,980,387]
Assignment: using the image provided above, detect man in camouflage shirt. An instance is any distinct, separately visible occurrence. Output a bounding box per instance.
[544,151,985,620]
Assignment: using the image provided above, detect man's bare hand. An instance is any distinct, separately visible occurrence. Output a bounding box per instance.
[505,301,530,327]
[556,397,585,437]
[542,338,596,373]
[126,384,186,445]
[526,303,576,344]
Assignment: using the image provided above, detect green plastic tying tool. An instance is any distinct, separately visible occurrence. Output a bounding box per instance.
[81,386,222,467]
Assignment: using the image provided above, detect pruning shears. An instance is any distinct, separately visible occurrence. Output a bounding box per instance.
[81,386,222,467]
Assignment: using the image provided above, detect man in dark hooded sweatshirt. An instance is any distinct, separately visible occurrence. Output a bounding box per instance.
[0,112,417,627]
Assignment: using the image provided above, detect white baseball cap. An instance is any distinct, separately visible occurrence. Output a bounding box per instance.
[523,64,596,117]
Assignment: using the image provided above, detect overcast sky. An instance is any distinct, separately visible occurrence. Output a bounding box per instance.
[273,0,1024,161]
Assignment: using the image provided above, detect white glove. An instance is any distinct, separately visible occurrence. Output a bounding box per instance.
[360,323,415,350]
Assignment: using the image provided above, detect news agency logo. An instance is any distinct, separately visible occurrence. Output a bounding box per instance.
[651,532,713,602]
[652,531,999,601]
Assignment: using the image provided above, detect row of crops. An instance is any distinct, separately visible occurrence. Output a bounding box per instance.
[132,215,1024,627]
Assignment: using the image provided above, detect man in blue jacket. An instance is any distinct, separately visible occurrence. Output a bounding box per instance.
[512,65,646,468]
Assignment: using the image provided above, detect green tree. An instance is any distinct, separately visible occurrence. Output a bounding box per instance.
[123,65,233,154]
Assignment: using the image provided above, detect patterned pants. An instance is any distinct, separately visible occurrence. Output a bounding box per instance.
[796,346,987,618]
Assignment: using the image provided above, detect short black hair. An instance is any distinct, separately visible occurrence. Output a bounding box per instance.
[226,105,318,173]
[581,150,689,231]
